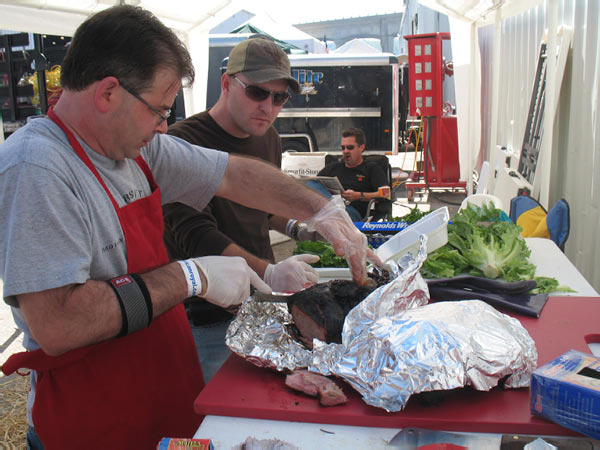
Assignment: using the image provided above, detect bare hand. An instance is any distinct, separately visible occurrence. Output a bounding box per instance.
[341,189,359,202]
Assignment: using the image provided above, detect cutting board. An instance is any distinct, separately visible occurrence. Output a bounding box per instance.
[194,296,600,436]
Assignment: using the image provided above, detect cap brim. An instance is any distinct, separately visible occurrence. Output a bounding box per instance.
[242,69,301,94]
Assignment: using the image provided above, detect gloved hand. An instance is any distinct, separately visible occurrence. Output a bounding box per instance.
[304,195,383,286]
[188,256,271,308]
[264,254,320,292]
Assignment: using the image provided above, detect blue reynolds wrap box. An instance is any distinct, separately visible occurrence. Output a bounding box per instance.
[354,222,408,248]
[530,350,600,439]
[157,438,213,449]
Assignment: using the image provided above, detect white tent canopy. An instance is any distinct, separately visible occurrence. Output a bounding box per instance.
[0,0,246,114]
[228,13,327,54]
[334,38,382,54]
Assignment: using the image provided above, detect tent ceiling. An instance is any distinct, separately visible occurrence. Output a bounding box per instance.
[0,0,240,36]
[418,0,543,25]
[1,0,547,42]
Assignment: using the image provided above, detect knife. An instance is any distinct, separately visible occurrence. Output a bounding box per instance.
[253,291,293,303]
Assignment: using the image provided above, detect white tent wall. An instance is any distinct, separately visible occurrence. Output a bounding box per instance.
[446,17,481,188]
[184,28,210,115]
[426,0,600,291]
[551,0,600,292]
[482,0,600,292]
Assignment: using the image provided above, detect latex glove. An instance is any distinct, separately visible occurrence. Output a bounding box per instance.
[304,195,383,285]
[264,254,320,292]
[190,256,271,308]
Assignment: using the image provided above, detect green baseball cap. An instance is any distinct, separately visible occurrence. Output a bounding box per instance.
[226,37,300,94]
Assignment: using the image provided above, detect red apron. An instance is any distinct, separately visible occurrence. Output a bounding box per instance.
[2,108,204,449]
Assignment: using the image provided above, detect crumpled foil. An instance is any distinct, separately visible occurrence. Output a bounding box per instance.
[226,236,538,412]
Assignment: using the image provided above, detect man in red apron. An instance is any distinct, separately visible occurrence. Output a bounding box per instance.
[0,6,377,449]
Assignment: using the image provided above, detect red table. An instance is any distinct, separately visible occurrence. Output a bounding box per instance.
[194,296,600,436]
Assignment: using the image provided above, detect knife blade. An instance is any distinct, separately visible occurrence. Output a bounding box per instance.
[253,291,293,303]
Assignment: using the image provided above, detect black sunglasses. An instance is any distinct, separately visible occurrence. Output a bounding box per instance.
[232,75,290,106]
[340,145,356,150]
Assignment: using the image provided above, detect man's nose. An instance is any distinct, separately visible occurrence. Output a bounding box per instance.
[155,119,169,134]
[257,96,273,112]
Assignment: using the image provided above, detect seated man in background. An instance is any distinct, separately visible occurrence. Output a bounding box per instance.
[311,128,390,221]
[163,37,321,383]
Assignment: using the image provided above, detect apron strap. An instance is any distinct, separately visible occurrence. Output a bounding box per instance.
[135,155,159,192]
[47,107,158,208]
[2,345,95,374]
[47,107,120,211]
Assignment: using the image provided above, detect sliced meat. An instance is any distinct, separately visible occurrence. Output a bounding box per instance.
[285,370,348,407]
[318,382,348,407]
[236,436,299,450]
[287,280,375,349]
[285,370,321,397]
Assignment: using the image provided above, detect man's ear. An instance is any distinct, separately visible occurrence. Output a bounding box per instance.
[221,73,233,94]
[94,77,120,113]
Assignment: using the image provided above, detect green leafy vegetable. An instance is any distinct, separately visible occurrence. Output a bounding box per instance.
[293,241,348,268]
[531,276,575,294]
[420,245,469,279]
[452,221,535,280]
[422,203,565,293]
[391,206,431,224]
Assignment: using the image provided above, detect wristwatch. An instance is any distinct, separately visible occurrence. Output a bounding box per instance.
[360,192,365,201]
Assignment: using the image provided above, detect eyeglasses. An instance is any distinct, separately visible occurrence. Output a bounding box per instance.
[231,75,290,106]
[340,145,356,150]
[120,83,171,124]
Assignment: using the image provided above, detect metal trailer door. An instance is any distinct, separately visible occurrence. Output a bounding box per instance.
[276,54,400,155]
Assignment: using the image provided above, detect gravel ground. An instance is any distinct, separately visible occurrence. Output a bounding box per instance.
[0,280,28,449]
[0,375,28,448]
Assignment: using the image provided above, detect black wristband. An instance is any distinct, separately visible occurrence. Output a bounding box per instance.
[130,273,152,325]
[108,281,128,338]
[291,223,300,241]
[107,274,153,338]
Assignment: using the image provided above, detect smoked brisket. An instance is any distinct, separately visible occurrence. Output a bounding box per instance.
[286,280,376,349]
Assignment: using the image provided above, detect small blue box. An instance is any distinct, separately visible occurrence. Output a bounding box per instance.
[530,350,600,439]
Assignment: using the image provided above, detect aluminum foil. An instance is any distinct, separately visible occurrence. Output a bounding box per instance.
[226,236,538,412]
[226,296,313,371]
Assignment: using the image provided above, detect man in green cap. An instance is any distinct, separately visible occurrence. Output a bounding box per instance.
[163,36,322,382]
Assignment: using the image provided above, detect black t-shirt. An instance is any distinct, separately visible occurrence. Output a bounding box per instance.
[163,110,282,323]
[164,110,281,261]
[318,160,388,217]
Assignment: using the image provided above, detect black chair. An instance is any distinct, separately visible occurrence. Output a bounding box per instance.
[363,155,394,222]
[322,154,394,222]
